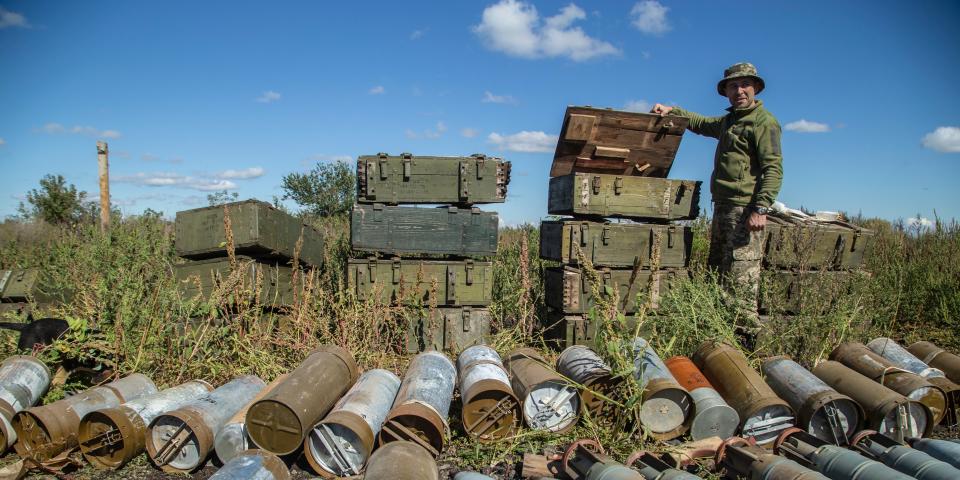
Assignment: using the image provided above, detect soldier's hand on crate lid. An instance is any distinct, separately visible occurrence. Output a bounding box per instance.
[651,103,673,116]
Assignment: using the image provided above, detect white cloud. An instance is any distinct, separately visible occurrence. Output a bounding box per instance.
[482,91,517,104]
[407,122,447,139]
[0,138,5,146]
[906,217,934,229]
[256,91,281,103]
[410,29,425,40]
[461,128,479,138]
[215,167,266,179]
[921,126,960,153]
[785,119,830,133]
[623,99,652,113]
[141,153,161,162]
[115,170,251,191]
[488,130,557,153]
[38,123,122,139]
[369,85,385,95]
[0,7,29,29]
[630,1,671,36]
[473,0,619,61]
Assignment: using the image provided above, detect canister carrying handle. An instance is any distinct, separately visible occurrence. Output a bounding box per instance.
[79,426,124,453]
[152,423,192,467]
[313,423,361,475]
[464,395,517,438]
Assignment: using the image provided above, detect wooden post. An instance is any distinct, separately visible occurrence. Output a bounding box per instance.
[97,141,110,231]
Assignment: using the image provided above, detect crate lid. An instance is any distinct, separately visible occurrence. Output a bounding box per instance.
[551,105,688,178]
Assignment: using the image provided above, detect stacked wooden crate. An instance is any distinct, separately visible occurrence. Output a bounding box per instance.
[759,212,876,314]
[173,200,325,307]
[348,153,511,352]
[539,106,701,349]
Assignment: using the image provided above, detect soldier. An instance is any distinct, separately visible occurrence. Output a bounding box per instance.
[651,62,783,343]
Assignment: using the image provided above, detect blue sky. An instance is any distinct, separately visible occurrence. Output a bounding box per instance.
[1,0,958,226]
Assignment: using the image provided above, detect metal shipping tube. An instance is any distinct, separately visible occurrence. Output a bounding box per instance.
[214,373,288,464]
[78,380,213,469]
[908,341,960,384]
[775,428,915,480]
[830,342,948,424]
[0,355,50,453]
[363,440,439,480]
[305,369,401,477]
[563,439,644,480]
[246,345,360,455]
[664,355,740,441]
[908,437,960,469]
[630,338,694,440]
[693,341,794,445]
[761,357,862,445]
[715,437,828,480]
[458,345,520,442]
[812,360,931,441]
[145,375,265,473]
[626,450,705,480]
[13,373,157,461]
[868,337,960,426]
[379,351,456,457]
[503,347,580,433]
[556,345,620,426]
[851,430,960,480]
[209,449,291,480]
[454,473,496,480]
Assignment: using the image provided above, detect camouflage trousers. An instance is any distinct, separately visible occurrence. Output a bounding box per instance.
[709,202,764,333]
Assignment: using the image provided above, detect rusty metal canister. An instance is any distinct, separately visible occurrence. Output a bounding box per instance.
[869,337,960,426]
[454,473,496,480]
[908,341,960,384]
[305,368,401,477]
[209,449,291,480]
[379,351,455,458]
[563,439,644,480]
[625,450,705,480]
[665,355,740,441]
[214,373,288,464]
[630,338,694,440]
[362,440,439,480]
[693,341,794,445]
[246,345,360,455]
[811,360,931,441]
[77,379,213,469]
[716,436,829,480]
[908,437,960,469]
[851,430,960,480]
[503,347,580,433]
[13,372,157,461]
[145,375,265,473]
[761,356,862,445]
[830,342,948,424]
[0,355,50,453]
[556,346,620,426]
[775,428,915,480]
[457,345,519,442]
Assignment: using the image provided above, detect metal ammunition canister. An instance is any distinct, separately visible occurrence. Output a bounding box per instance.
[908,341,960,384]
[625,450,705,480]
[869,337,960,426]
[457,345,519,442]
[812,360,931,440]
[0,355,51,453]
[77,379,213,469]
[664,355,740,441]
[563,439,644,480]
[761,356,862,445]
[379,351,455,457]
[246,345,360,455]
[503,347,580,433]
[830,342,948,424]
[454,472,496,480]
[214,373,288,464]
[209,449,291,480]
[145,375,266,473]
[775,428,914,480]
[305,369,401,477]
[13,372,157,461]
[693,341,794,445]
[715,437,828,480]
[556,345,620,425]
[851,430,960,480]
[908,437,960,469]
[630,338,694,440]
[362,440,439,480]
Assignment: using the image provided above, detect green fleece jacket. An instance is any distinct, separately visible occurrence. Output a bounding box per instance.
[672,101,783,208]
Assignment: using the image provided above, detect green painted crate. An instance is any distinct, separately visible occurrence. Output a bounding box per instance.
[402,306,492,353]
[347,257,493,306]
[548,173,700,220]
[175,256,295,307]
[764,215,875,270]
[544,266,687,314]
[356,153,510,205]
[539,219,691,268]
[351,204,499,257]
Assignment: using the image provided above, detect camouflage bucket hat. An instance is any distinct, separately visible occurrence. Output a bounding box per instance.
[717,62,765,96]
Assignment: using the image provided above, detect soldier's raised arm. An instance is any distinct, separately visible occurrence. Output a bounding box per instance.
[664,105,725,140]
